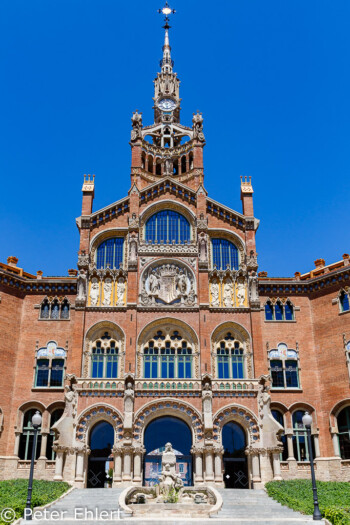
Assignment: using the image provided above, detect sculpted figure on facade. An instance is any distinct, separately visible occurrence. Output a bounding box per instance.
[123,382,134,431]
[199,232,208,263]
[202,381,213,432]
[52,381,78,449]
[210,280,220,307]
[192,111,205,142]
[128,212,139,229]
[223,279,234,307]
[130,110,142,142]
[76,269,87,305]
[257,376,284,450]
[77,250,89,269]
[249,271,260,305]
[129,232,138,264]
[164,156,173,176]
[90,278,100,306]
[140,262,196,306]
[116,278,126,306]
[102,278,112,306]
[237,281,246,306]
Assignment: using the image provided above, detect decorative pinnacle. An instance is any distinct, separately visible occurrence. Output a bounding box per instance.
[158,1,176,29]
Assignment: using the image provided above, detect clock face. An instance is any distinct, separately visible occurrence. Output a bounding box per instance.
[158,98,176,111]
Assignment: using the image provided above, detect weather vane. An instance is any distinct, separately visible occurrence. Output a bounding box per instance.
[158,2,176,29]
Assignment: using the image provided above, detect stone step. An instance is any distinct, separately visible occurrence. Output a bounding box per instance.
[23,520,323,525]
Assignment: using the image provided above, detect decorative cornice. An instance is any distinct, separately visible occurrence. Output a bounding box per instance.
[0,269,77,294]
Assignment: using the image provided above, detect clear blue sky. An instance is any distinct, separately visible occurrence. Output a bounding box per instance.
[1,0,349,277]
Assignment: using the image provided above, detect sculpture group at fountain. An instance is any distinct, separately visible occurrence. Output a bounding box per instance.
[157,443,183,500]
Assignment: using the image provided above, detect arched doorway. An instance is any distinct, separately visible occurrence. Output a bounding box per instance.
[87,421,114,488]
[222,421,248,488]
[143,416,192,486]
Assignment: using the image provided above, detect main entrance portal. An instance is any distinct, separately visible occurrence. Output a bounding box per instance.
[222,421,249,488]
[87,421,114,488]
[143,416,192,486]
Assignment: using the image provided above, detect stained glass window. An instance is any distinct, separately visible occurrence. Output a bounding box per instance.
[265,300,294,321]
[269,344,299,389]
[212,239,239,270]
[292,410,315,462]
[35,343,66,388]
[96,237,124,269]
[18,409,42,460]
[145,210,190,244]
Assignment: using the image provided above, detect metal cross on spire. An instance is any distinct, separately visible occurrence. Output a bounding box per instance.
[158,1,176,29]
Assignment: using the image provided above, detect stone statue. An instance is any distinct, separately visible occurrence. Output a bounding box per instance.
[130,110,142,142]
[124,382,134,431]
[129,232,138,264]
[52,383,78,448]
[211,280,220,307]
[202,382,213,431]
[223,279,233,307]
[237,282,246,306]
[176,272,187,295]
[158,442,183,498]
[76,269,87,303]
[77,251,89,269]
[164,156,173,176]
[247,250,258,269]
[192,111,205,142]
[257,375,284,448]
[199,233,207,262]
[128,213,139,229]
[103,278,112,306]
[148,271,160,295]
[249,271,259,304]
[90,278,100,306]
[116,278,125,306]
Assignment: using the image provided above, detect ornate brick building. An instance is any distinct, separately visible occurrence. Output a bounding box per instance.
[0,15,350,490]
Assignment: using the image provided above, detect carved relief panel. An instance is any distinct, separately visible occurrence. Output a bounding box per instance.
[87,269,127,307]
[209,272,248,308]
[139,260,196,307]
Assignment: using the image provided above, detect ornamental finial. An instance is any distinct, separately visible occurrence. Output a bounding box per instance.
[158,2,176,29]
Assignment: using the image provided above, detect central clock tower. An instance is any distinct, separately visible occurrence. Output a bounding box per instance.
[129,16,205,189]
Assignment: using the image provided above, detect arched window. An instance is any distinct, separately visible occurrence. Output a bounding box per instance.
[143,330,193,379]
[216,333,244,379]
[91,332,119,379]
[292,410,315,462]
[60,299,70,320]
[46,409,64,460]
[18,409,42,460]
[340,290,350,312]
[264,300,294,321]
[40,299,50,319]
[35,342,66,388]
[145,210,191,244]
[269,343,299,389]
[212,239,239,270]
[96,237,124,270]
[272,410,288,461]
[181,155,187,173]
[337,407,350,459]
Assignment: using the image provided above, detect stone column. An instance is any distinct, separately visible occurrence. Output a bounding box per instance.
[214,446,224,483]
[75,451,85,482]
[251,453,261,483]
[191,447,203,483]
[133,447,145,483]
[313,434,321,458]
[113,449,123,483]
[204,447,214,482]
[286,433,295,460]
[272,452,283,481]
[39,432,48,459]
[14,432,21,456]
[123,446,132,482]
[54,449,64,481]
[332,432,341,457]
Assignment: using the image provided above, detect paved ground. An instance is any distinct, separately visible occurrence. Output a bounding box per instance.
[20,487,326,524]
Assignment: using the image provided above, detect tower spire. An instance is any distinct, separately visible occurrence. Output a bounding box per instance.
[158,2,176,73]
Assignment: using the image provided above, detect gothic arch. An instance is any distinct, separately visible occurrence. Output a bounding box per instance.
[133,398,203,445]
[136,317,200,378]
[212,404,260,445]
[89,228,127,267]
[329,398,350,429]
[76,403,124,446]
[211,321,253,379]
[16,401,47,431]
[208,228,246,264]
[82,321,126,378]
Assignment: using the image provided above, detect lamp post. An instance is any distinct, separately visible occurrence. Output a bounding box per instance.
[25,411,42,521]
[302,411,322,521]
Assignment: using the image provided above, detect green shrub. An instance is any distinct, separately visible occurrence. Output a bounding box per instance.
[265,480,350,525]
[0,479,70,524]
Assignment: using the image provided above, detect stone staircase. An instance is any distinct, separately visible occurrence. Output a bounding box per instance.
[21,487,326,524]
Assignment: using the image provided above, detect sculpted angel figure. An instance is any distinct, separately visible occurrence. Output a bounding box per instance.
[211,280,220,307]
[90,279,100,306]
[237,282,246,306]
[223,280,234,307]
[176,272,187,295]
[148,271,159,295]
[117,278,125,306]
[103,278,112,306]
